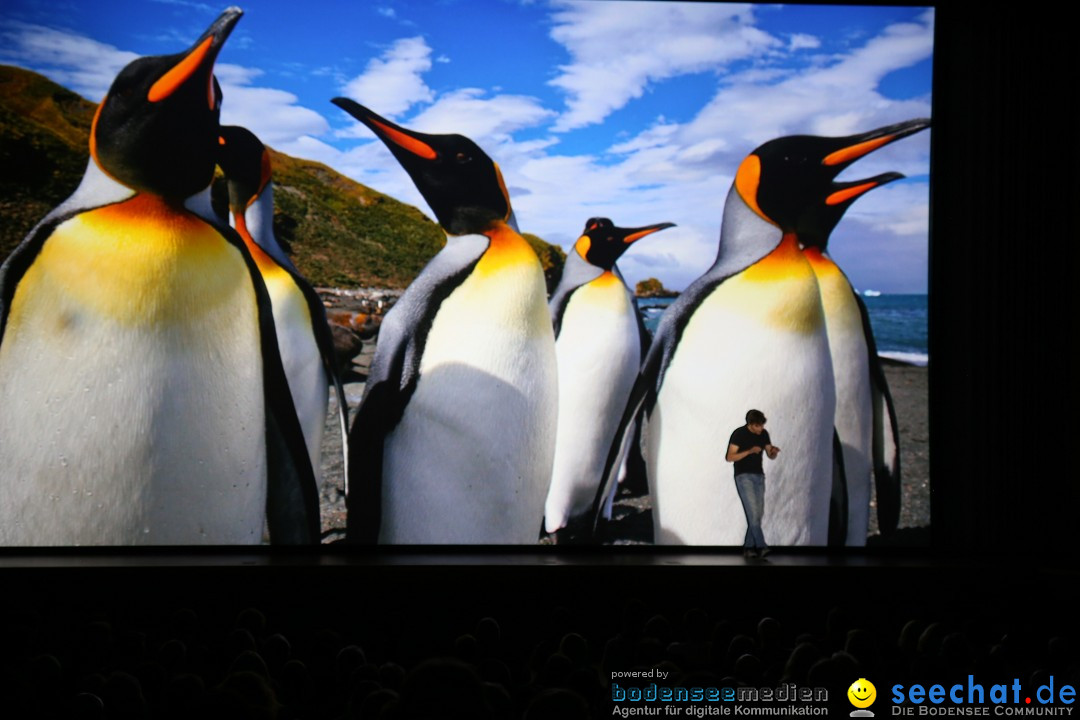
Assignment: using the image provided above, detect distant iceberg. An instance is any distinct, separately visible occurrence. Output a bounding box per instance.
[862,289,882,297]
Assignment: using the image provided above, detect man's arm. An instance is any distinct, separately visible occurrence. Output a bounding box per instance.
[765,444,780,459]
[727,443,763,462]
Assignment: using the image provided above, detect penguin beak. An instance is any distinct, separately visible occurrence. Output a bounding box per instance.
[825,171,905,206]
[821,117,931,170]
[816,120,928,209]
[331,98,439,162]
[810,119,929,237]
[147,6,242,108]
[619,222,677,244]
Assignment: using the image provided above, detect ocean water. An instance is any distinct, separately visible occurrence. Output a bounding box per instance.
[637,293,928,366]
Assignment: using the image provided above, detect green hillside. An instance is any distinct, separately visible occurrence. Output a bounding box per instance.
[209,149,446,288]
[1,64,565,290]
[0,65,96,261]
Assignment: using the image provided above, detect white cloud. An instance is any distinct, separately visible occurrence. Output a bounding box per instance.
[0,20,137,101]
[315,6,930,293]
[608,10,934,184]
[405,89,555,144]
[496,8,934,291]
[0,5,930,294]
[214,63,262,86]
[0,21,331,163]
[217,64,330,153]
[340,36,434,119]
[844,181,930,238]
[546,1,780,131]
[788,33,820,51]
[213,64,331,153]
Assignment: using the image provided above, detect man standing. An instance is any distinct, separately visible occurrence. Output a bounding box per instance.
[726,409,780,558]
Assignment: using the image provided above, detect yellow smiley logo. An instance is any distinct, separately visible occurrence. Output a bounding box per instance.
[848,678,877,708]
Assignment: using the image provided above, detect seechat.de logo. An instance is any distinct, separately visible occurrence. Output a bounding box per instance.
[891,676,1075,715]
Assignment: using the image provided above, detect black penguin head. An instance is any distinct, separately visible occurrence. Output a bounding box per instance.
[217,125,271,214]
[331,97,512,235]
[573,217,675,271]
[90,7,242,198]
[733,118,930,248]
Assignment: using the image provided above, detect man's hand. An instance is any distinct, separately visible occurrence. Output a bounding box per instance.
[766,445,780,459]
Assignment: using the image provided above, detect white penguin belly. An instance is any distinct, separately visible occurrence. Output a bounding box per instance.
[545,276,639,532]
[381,244,557,544]
[0,204,267,546]
[647,242,835,546]
[264,270,326,487]
[811,257,872,545]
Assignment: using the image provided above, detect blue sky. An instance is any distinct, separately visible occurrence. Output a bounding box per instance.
[0,1,932,292]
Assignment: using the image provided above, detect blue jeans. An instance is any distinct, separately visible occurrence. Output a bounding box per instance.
[734,473,767,549]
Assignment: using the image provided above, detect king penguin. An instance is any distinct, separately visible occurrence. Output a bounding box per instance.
[0,8,320,546]
[217,125,351,492]
[544,218,673,541]
[798,118,930,544]
[596,122,928,546]
[332,98,558,544]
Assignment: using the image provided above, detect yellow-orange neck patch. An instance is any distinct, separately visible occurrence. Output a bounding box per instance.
[25,194,249,326]
[590,270,620,287]
[475,221,540,278]
[802,246,842,278]
[741,233,807,283]
[700,233,823,333]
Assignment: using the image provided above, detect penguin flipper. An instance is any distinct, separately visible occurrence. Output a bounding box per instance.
[0,224,51,343]
[828,428,849,546]
[854,292,902,534]
[345,376,396,544]
[344,297,419,544]
[588,270,730,535]
[549,284,576,339]
[290,274,352,495]
[265,397,322,544]
[239,233,323,545]
[590,331,663,533]
[330,369,351,495]
[633,299,652,359]
[345,235,488,544]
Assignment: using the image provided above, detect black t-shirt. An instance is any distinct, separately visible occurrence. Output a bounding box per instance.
[728,425,771,476]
